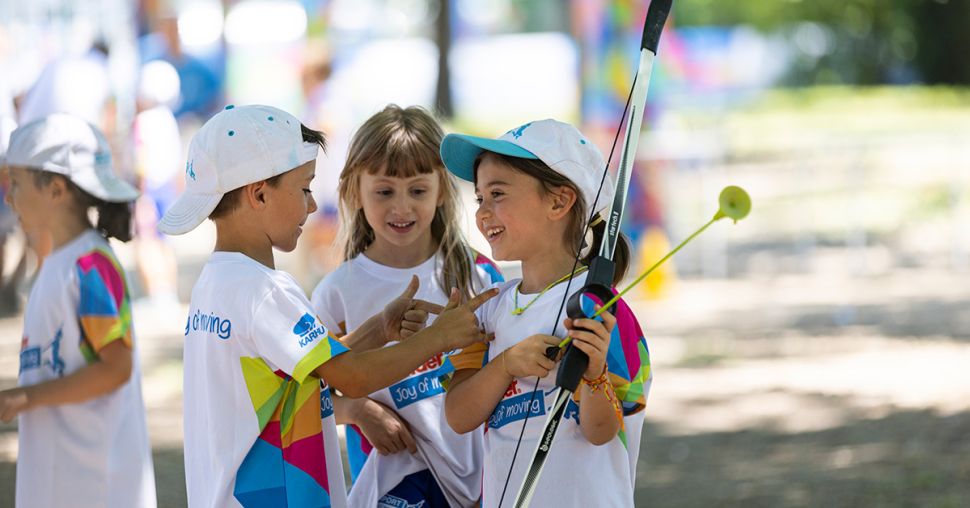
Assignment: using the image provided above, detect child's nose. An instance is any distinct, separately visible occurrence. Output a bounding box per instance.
[307,193,317,214]
[391,194,411,212]
[475,202,491,220]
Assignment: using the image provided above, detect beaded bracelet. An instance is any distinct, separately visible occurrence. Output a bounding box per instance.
[582,369,624,427]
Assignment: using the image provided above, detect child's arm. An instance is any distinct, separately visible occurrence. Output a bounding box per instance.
[332,395,417,455]
[565,308,623,445]
[0,340,131,422]
[316,287,497,398]
[444,334,561,434]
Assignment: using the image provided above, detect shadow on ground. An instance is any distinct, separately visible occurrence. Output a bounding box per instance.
[637,404,970,507]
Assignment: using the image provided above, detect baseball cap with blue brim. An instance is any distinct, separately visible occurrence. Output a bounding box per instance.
[158,104,320,235]
[440,119,615,217]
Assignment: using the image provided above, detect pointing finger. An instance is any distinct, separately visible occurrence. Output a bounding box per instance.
[412,299,445,314]
[466,287,499,311]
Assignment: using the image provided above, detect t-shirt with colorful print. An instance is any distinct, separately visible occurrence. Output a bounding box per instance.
[16,229,156,508]
[182,252,350,508]
[311,251,503,508]
[447,271,651,508]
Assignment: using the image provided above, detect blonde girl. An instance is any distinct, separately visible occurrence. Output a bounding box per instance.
[311,104,503,508]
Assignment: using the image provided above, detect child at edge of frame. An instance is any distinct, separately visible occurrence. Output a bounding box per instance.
[0,113,157,508]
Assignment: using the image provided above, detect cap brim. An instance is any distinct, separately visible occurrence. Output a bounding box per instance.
[440,134,538,182]
[158,191,223,235]
[67,168,139,203]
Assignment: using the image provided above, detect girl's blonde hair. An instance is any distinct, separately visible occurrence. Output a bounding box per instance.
[337,104,476,297]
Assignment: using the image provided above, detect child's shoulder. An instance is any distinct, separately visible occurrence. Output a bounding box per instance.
[470,250,504,284]
[200,252,298,298]
[486,278,519,302]
[64,231,121,276]
[309,259,356,302]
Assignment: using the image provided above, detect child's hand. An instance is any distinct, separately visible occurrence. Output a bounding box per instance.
[503,334,562,378]
[353,398,417,455]
[428,287,498,350]
[382,275,444,342]
[564,305,616,379]
[0,387,29,423]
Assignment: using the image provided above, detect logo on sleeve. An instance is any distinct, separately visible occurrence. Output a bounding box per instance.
[293,313,328,348]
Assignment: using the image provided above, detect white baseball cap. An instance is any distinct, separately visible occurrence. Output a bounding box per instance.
[440,119,615,217]
[158,104,320,235]
[6,114,139,203]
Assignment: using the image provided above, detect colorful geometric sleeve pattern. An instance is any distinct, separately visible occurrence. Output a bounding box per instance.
[602,292,651,448]
[564,290,651,448]
[474,252,504,285]
[235,356,335,507]
[291,330,349,386]
[76,248,132,362]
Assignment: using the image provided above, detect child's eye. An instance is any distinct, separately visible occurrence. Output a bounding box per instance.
[474,195,483,205]
[302,188,312,195]
[376,189,392,197]
[491,191,504,199]
[411,188,427,196]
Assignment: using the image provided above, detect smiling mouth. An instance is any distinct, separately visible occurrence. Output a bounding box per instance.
[388,221,416,232]
[484,226,505,242]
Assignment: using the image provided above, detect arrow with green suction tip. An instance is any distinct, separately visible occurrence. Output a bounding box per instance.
[557,185,752,349]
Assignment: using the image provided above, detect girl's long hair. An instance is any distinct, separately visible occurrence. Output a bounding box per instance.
[476,153,630,286]
[336,104,476,297]
[31,170,134,242]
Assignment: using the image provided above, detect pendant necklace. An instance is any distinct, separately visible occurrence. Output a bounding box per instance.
[511,266,589,316]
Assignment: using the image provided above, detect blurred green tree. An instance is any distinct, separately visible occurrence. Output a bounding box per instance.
[672,0,970,85]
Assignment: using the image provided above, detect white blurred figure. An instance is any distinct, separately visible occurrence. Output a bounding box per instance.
[132,60,181,305]
[17,41,112,129]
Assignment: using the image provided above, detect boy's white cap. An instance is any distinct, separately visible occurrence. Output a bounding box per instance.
[158,104,319,235]
[6,114,138,203]
[440,119,615,217]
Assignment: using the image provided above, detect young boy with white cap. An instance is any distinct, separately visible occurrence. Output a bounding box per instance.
[0,114,157,508]
[159,104,496,508]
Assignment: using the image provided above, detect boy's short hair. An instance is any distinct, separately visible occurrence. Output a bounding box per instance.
[158,105,326,235]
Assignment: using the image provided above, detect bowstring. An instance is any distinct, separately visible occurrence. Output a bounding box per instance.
[495,72,639,507]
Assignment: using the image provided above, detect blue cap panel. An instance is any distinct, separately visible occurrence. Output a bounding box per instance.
[440,134,538,182]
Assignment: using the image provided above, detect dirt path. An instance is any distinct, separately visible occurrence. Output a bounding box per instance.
[1,268,968,507]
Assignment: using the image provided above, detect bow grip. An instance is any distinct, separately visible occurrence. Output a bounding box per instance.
[551,283,616,392]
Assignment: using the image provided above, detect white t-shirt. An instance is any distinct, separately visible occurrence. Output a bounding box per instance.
[310,251,503,508]
[451,272,651,508]
[183,252,351,508]
[16,229,156,508]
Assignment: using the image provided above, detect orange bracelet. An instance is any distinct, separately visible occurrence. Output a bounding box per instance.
[582,369,624,427]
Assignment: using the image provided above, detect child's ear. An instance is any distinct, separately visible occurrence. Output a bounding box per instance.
[548,186,577,220]
[245,181,268,209]
[47,175,69,202]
